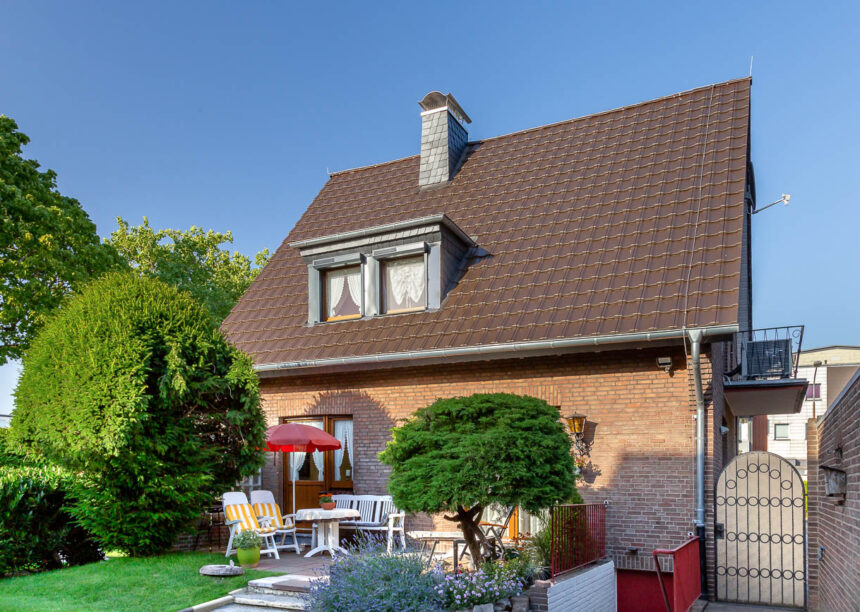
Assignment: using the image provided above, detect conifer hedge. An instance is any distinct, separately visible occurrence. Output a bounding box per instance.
[10,273,266,555]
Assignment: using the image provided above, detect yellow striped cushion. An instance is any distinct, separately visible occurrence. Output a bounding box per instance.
[253,502,294,530]
[225,503,277,534]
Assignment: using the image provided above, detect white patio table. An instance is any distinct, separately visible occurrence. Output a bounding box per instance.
[295,508,360,557]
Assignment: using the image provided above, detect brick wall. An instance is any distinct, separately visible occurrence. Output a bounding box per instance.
[257,345,726,571]
[806,370,860,612]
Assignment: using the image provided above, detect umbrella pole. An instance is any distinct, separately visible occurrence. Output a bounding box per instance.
[290,452,296,515]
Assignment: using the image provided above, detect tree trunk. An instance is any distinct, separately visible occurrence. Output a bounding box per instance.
[445,504,495,569]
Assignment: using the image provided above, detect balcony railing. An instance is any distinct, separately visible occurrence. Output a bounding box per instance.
[725,325,805,382]
[550,503,606,578]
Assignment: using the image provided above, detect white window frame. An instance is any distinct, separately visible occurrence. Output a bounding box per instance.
[773,423,790,440]
[238,468,263,497]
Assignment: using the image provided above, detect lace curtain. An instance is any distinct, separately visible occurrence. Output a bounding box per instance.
[333,420,353,480]
[289,420,325,480]
[326,266,361,318]
[385,257,425,310]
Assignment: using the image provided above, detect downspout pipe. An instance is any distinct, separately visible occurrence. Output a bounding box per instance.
[689,328,708,597]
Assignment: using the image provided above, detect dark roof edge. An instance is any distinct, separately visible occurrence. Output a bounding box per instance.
[253,324,738,374]
[288,214,476,249]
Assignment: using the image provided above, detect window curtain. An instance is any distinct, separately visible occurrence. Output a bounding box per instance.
[333,420,353,480]
[326,267,361,318]
[346,273,361,309]
[387,257,425,309]
[289,421,325,480]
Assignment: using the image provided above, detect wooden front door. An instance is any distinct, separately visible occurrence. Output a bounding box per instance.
[282,416,353,515]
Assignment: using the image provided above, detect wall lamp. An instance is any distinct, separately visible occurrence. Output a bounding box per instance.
[564,412,591,456]
[657,356,673,373]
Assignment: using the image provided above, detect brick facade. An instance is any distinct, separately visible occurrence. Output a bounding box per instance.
[256,344,731,574]
[806,371,860,612]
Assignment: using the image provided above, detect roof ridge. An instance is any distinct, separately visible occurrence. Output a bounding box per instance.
[474,76,751,146]
[327,76,751,178]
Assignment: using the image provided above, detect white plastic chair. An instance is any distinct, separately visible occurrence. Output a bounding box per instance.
[222,491,280,559]
[250,490,301,555]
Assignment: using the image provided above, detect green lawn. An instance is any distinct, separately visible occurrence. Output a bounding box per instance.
[0,552,281,612]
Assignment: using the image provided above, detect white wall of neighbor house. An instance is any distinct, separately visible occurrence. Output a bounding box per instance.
[546,559,616,611]
[767,348,860,479]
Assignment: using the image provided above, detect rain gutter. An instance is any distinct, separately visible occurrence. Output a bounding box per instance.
[253,324,738,373]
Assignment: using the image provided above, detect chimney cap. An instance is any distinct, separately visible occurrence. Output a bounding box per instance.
[419,91,471,124]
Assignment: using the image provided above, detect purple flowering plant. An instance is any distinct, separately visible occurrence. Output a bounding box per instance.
[433,563,525,609]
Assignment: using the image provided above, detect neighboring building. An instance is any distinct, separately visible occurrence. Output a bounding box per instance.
[223,78,807,598]
[768,346,860,478]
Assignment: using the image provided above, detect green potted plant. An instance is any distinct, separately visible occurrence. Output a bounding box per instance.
[319,493,335,510]
[234,529,262,568]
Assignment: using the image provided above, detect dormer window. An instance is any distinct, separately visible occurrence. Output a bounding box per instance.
[324,265,362,321]
[381,255,426,314]
[291,215,475,326]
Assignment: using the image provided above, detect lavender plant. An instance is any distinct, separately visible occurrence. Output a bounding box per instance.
[434,563,525,609]
[307,535,442,612]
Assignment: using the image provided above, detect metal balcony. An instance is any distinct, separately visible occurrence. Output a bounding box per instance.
[723,326,808,417]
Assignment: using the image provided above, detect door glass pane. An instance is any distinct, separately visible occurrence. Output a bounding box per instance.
[333,419,353,481]
[324,266,361,320]
[289,420,325,481]
[382,256,425,313]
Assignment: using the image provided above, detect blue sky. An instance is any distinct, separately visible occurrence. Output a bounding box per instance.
[2,1,859,413]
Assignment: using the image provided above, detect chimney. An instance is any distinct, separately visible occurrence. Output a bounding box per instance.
[418,91,471,188]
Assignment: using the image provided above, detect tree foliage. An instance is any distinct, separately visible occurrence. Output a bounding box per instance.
[107,216,269,322]
[0,429,101,575]
[10,272,266,555]
[0,116,121,364]
[379,393,579,565]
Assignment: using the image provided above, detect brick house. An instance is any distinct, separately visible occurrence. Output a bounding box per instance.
[222,78,806,596]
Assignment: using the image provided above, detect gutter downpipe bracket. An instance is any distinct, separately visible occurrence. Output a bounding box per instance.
[688,327,708,597]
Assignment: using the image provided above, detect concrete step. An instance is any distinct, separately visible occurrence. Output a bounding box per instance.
[231,591,306,610]
[247,575,312,595]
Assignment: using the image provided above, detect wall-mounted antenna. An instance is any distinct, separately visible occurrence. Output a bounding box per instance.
[753,193,790,214]
[749,56,754,77]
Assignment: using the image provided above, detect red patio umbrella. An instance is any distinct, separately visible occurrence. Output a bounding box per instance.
[263,423,341,514]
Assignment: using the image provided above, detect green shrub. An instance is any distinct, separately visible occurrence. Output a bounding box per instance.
[0,463,101,575]
[308,536,442,612]
[379,393,577,565]
[10,272,266,556]
[234,530,261,550]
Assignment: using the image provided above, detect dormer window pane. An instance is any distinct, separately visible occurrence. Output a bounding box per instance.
[324,265,361,321]
[382,255,426,314]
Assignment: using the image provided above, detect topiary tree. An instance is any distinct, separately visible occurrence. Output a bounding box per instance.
[10,272,266,555]
[379,393,580,565]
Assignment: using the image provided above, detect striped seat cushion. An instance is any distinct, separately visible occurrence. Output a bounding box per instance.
[253,502,294,530]
[225,503,277,534]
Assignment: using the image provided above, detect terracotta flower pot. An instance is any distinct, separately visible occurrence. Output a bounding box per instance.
[236,547,260,568]
[320,501,336,510]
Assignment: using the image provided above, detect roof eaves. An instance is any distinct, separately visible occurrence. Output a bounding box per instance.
[254,323,739,374]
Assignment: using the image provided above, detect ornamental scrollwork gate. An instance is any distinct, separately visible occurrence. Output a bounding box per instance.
[715,451,806,607]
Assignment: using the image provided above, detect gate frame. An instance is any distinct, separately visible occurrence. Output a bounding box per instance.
[713,450,808,608]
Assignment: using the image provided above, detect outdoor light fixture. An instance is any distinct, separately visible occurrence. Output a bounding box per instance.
[564,413,591,456]
[657,356,673,372]
[565,413,587,437]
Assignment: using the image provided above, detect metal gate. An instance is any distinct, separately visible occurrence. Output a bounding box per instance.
[715,451,806,607]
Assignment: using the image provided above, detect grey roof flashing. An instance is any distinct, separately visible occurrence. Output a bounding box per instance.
[288,214,476,250]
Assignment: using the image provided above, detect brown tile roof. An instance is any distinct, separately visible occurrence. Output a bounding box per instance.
[223,78,751,369]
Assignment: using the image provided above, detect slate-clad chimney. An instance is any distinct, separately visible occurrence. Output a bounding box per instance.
[418,91,471,188]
